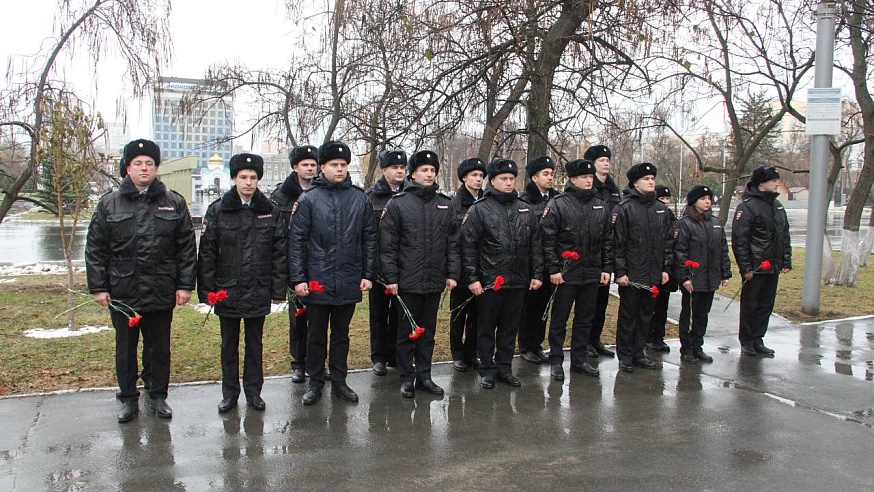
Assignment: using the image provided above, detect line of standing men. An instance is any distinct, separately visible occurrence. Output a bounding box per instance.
[86,138,790,422]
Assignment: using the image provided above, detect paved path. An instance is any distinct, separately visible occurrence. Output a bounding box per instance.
[1,298,872,491]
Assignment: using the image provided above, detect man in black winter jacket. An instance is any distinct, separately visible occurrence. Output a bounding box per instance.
[585,144,620,359]
[613,162,674,372]
[380,150,460,398]
[366,149,406,376]
[86,139,197,423]
[731,166,791,356]
[447,157,487,372]
[518,155,559,364]
[289,141,378,406]
[271,145,318,384]
[461,158,544,389]
[198,153,287,413]
[541,159,613,381]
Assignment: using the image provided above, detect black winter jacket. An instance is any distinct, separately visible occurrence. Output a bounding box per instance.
[461,188,544,290]
[731,183,791,275]
[379,178,459,294]
[594,174,621,211]
[288,174,378,305]
[540,184,614,285]
[197,188,287,317]
[448,186,482,284]
[673,208,732,292]
[86,177,197,312]
[612,187,674,285]
[270,171,307,230]
[366,176,403,224]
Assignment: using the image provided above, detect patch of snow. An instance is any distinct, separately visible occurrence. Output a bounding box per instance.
[0,278,16,283]
[0,263,84,276]
[190,302,289,314]
[24,325,112,339]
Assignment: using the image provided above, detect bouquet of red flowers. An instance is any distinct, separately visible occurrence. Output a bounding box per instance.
[286,280,326,317]
[626,281,660,298]
[541,251,580,320]
[450,275,505,320]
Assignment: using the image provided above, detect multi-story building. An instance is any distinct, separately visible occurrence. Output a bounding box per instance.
[151,77,234,192]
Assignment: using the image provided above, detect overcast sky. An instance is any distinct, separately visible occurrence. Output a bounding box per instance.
[1,0,295,139]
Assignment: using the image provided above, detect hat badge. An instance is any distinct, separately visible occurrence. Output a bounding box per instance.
[138,143,144,148]
[246,157,252,163]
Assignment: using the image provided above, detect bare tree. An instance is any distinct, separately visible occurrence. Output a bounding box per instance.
[0,0,172,225]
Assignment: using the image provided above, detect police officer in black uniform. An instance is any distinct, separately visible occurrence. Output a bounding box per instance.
[271,145,318,383]
[541,159,613,380]
[518,156,559,364]
[198,153,288,413]
[613,163,674,372]
[461,158,544,389]
[731,166,791,356]
[646,185,679,353]
[380,150,459,398]
[448,157,487,372]
[584,144,620,359]
[366,149,406,376]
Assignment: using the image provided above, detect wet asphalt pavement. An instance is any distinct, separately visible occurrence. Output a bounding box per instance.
[2,292,873,491]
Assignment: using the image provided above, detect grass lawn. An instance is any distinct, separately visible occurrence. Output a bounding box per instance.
[2,246,869,396]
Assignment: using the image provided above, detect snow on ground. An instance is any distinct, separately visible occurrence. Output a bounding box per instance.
[191,302,290,314]
[24,325,112,339]
[0,278,16,283]
[0,263,84,276]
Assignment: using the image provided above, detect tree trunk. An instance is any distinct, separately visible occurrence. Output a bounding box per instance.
[822,234,835,283]
[859,209,874,267]
[717,174,742,226]
[834,229,862,286]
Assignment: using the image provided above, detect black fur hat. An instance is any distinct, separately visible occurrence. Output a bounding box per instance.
[318,141,352,165]
[457,157,487,181]
[750,166,780,186]
[583,145,611,161]
[408,150,440,176]
[626,162,657,185]
[378,149,408,169]
[686,185,713,205]
[288,145,318,168]
[655,185,672,199]
[565,159,595,178]
[121,139,161,177]
[229,153,264,179]
[487,158,518,179]
[525,155,555,179]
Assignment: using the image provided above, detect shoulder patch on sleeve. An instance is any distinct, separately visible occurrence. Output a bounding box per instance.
[611,212,618,224]
[673,228,679,239]
[735,210,743,221]
[542,206,550,218]
[462,213,469,225]
[291,201,299,215]
[380,208,387,220]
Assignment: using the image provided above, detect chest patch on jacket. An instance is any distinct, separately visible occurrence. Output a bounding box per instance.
[157,206,174,211]
[257,214,273,219]
[656,209,665,214]
[592,205,603,210]
[519,208,529,213]
[437,204,449,210]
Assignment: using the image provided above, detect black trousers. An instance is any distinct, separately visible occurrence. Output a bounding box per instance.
[589,283,611,345]
[110,308,172,402]
[739,274,779,347]
[369,287,398,364]
[395,292,440,383]
[678,290,715,354]
[647,287,672,342]
[547,283,599,367]
[449,288,478,362]
[477,289,525,377]
[288,299,308,370]
[219,316,264,400]
[518,281,551,354]
[305,303,355,389]
[616,286,656,363]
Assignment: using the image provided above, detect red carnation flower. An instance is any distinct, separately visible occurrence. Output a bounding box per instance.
[308,280,325,294]
[207,289,228,305]
[384,288,392,295]
[128,315,142,328]
[295,307,307,317]
[493,275,505,292]
[408,326,426,340]
[684,260,700,269]
[760,260,772,271]
[650,285,660,298]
